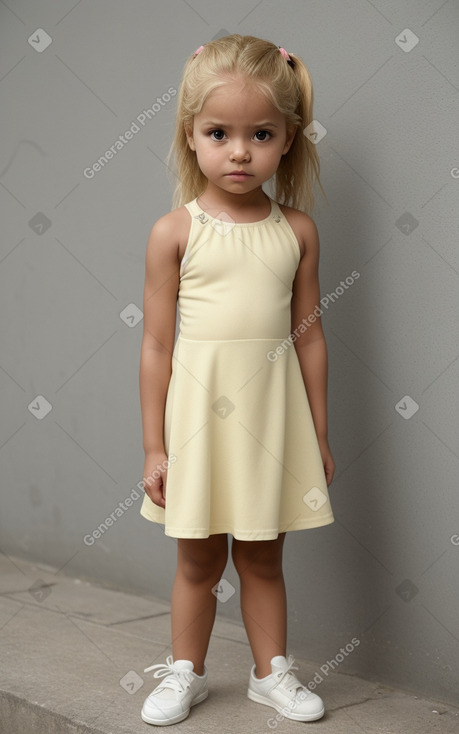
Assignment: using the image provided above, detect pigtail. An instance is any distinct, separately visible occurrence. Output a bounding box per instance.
[274,51,328,215]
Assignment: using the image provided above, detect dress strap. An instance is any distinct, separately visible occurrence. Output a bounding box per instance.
[268,197,283,222]
[184,198,205,220]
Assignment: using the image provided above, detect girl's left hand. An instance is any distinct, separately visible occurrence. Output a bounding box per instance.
[317,437,335,487]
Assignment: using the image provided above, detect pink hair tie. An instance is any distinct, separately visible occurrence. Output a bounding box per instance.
[193,45,204,56]
[279,46,294,66]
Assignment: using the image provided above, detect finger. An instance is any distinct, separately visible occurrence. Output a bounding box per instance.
[146,479,164,506]
[157,475,166,507]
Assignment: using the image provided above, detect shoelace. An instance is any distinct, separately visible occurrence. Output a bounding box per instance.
[271,654,309,696]
[144,655,194,693]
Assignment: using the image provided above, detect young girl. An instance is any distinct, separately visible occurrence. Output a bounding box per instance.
[138,34,335,726]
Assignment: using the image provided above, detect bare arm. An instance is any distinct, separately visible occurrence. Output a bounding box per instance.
[290,215,335,484]
[139,215,180,454]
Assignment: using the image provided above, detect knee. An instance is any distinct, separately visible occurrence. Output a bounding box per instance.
[178,544,228,585]
[231,543,283,580]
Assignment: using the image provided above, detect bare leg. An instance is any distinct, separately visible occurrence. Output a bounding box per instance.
[231,533,287,679]
[171,534,228,676]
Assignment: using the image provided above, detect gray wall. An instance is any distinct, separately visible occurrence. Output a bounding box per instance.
[1,0,458,707]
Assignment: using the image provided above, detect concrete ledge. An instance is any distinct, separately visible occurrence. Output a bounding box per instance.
[1,553,458,733]
[0,690,105,734]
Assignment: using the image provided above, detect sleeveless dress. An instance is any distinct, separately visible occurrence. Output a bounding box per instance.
[139,196,334,540]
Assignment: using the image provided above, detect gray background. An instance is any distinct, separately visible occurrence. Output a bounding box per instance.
[1,0,458,708]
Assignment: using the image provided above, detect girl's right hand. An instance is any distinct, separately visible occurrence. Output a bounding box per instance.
[142,450,169,508]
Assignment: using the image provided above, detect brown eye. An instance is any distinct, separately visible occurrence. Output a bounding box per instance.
[209,129,225,141]
[255,130,271,141]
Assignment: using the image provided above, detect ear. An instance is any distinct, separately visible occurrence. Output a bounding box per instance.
[184,123,196,151]
[282,125,297,155]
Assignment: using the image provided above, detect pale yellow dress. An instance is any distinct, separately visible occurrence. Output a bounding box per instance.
[140,196,334,539]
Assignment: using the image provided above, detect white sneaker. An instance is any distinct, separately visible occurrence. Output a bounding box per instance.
[141,655,208,726]
[247,654,324,721]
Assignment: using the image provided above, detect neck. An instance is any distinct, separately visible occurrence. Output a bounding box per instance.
[198,184,269,213]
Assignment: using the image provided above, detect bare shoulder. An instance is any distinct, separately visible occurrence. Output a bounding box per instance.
[278,203,319,260]
[146,205,192,264]
[142,206,192,322]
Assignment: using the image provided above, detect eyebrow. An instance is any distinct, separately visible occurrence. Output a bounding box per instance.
[200,121,279,128]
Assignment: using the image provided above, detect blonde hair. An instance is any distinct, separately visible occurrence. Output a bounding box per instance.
[165,34,328,215]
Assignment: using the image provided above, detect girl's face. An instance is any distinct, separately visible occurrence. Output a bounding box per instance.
[185,76,296,198]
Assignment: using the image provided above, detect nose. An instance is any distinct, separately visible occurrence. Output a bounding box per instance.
[230,138,250,162]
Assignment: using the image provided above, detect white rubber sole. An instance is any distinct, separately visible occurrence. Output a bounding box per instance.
[141,689,208,726]
[247,688,324,722]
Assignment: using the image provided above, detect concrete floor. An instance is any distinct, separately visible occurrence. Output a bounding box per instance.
[0,552,458,734]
